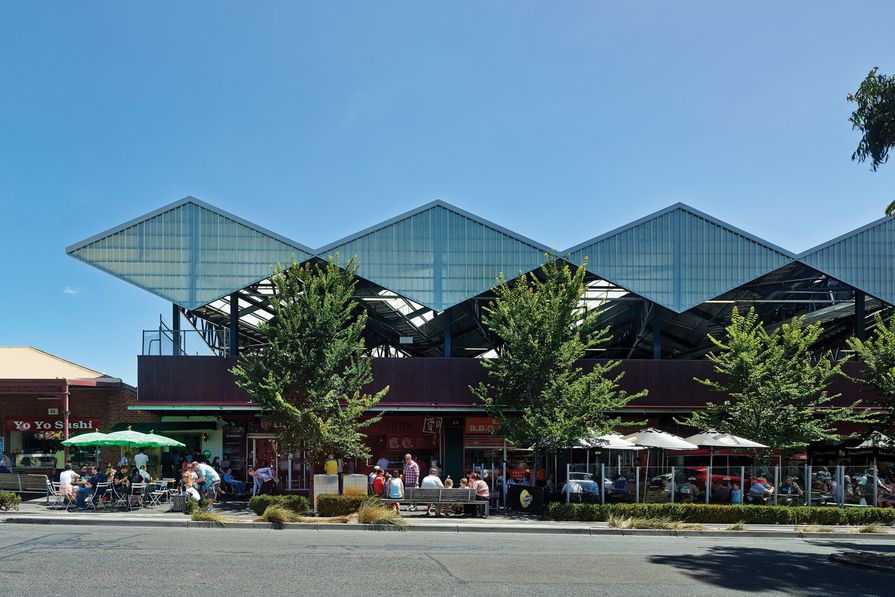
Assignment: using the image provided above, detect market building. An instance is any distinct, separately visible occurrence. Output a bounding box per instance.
[65,197,893,489]
[0,347,155,471]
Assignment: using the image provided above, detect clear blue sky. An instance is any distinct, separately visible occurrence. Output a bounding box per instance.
[1,2,893,385]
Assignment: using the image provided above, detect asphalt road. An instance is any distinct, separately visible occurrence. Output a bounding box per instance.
[0,526,892,596]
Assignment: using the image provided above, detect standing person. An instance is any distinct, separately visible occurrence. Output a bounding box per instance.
[0,452,13,473]
[403,454,420,511]
[372,468,386,497]
[421,467,445,516]
[376,454,390,471]
[324,454,338,475]
[387,469,404,513]
[134,448,149,474]
[368,466,382,494]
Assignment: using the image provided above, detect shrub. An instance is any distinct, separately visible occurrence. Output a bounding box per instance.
[0,491,21,512]
[256,505,300,525]
[183,497,199,515]
[316,495,380,517]
[248,494,310,516]
[547,502,895,526]
[357,502,405,527]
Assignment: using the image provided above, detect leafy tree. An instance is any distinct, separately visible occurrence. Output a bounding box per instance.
[679,307,874,450]
[847,312,895,427]
[231,256,387,464]
[471,254,646,477]
[848,67,895,178]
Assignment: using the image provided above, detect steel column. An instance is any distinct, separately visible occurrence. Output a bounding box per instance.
[172,303,181,356]
[230,292,239,357]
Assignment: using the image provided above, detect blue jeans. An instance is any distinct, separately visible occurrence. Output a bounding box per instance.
[227,480,245,496]
[76,486,95,508]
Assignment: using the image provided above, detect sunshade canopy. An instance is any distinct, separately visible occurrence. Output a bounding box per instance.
[587,433,644,451]
[683,429,768,449]
[623,428,699,450]
[61,432,110,446]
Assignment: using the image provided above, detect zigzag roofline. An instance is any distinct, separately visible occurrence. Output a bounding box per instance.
[797,215,892,258]
[65,196,315,256]
[562,202,797,259]
[316,199,553,256]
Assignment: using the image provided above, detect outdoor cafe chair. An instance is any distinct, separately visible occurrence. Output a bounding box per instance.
[127,483,147,510]
[85,482,109,511]
[147,481,169,507]
[46,478,68,510]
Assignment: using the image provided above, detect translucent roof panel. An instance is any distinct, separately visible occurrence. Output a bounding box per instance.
[799,216,895,306]
[565,204,796,313]
[318,201,550,311]
[66,197,314,310]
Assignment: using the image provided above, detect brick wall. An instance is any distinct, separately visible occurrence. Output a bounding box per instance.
[0,385,159,464]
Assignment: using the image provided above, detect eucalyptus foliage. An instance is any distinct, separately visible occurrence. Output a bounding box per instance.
[472,254,645,462]
[680,307,874,450]
[847,312,895,426]
[231,257,387,463]
[848,67,895,177]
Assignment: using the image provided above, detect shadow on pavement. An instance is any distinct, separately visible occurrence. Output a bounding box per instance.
[649,546,891,595]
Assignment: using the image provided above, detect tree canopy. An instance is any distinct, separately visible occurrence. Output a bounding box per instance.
[848,67,895,178]
[679,307,874,450]
[231,256,387,463]
[471,254,645,459]
[847,312,895,428]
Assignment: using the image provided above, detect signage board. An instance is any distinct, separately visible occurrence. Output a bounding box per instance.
[5,418,102,433]
[422,416,442,435]
[465,417,501,435]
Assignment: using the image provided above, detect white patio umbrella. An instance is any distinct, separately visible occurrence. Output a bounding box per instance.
[623,428,698,500]
[587,434,644,451]
[683,429,768,471]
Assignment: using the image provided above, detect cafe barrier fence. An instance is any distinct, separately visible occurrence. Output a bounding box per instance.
[563,464,885,507]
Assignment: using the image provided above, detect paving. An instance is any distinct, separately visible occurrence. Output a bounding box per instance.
[1,523,893,596]
[4,497,895,538]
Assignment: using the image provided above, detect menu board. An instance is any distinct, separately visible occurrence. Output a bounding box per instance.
[222,422,246,476]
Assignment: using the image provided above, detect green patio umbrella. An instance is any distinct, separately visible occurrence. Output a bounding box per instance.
[141,431,186,448]
[61,431,110,446]
[99,428,158,447]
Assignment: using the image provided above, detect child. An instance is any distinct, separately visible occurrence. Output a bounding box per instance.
[731,482,743,505]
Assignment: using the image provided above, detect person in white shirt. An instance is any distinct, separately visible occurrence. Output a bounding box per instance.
[59,463,79,502]
[420,468,445,516]
[134,448,149,472]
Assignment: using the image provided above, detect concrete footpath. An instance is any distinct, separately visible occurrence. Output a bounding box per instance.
[4,497,895,538]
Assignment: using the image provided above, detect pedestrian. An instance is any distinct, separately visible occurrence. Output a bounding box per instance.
[193,461,221,504]
[368,465,382,494]
[403,453,420,511]
[373,468,386,497]
[324,454,338,475]
[388,469,404,513]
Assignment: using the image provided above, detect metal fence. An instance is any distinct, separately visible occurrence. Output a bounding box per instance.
[563,464,884,507]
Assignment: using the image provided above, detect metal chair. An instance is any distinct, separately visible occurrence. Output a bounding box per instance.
[46,479,69,510]
[84,482,109,511]
[147,481,169,507]
[127,483,147,510]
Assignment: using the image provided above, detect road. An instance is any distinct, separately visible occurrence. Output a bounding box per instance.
[0,525,892,596]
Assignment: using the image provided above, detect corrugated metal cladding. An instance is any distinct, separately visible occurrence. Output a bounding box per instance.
[67,200,312,309]
[319,203,548,311]
[800,217,895,306]
[565,205,794,313]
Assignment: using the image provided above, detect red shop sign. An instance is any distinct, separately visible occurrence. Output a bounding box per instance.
[5,418,102,433]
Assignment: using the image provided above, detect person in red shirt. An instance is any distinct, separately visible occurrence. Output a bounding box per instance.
[372,468,385,496]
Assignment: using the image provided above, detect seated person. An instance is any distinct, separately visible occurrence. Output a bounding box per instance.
[76,466,108,509]
[59,463,79,503]
[181,471,201,501]
[222,467,246,497]
[136,465,152,484]
[677,476,700,503]
[778,476,803,504]
[609,475,629,497]
[112,464,131,498]
[747,476,774,504]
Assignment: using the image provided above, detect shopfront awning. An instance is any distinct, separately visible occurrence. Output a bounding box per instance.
[109,422,218,432]
[127,404,264,412]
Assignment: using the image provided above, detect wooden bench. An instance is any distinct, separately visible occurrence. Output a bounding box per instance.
[0,473,51,496]
[383,487,488,517]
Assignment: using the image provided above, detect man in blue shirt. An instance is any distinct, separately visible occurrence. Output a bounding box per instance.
[76,466,108,509]
[747,476,774,504]
[222,467,245,497]
[193,461,221,503]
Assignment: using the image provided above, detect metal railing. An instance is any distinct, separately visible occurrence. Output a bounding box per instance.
[563,464,885,507]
